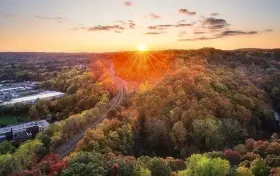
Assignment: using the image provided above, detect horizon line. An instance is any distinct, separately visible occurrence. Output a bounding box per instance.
[0,47,280,54]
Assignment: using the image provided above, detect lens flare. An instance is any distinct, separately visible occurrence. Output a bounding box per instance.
[112,51,174,83]
[137,45,147,51]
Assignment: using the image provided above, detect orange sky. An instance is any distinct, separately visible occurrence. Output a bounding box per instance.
[0,0,279,52]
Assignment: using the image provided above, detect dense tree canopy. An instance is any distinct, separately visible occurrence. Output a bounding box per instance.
[2,49,280,175]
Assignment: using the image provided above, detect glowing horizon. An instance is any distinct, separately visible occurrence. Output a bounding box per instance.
[0,0,280,52]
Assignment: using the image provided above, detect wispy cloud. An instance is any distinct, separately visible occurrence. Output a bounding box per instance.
[179,9,196,15]
[264,29,274,32]
[34,15,65,20]
[114,20,136,29]
[177,23,195,27]
[179,36,216,41]
[218,30,257,37]
[145,31,166,35]
[128,21,136,29]
[210,13,219,16]
[34,15,66,23]
[124,2,133,6]
[88,25,124,31]
[146,13,161,19]
[147,23,194,30]
[0,13,17,18]
[115,30,123,33]
[70,27,86,31]
[194,31,205,35]
[179,30,258,41]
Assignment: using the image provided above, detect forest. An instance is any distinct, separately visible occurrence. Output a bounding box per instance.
[1,48,280,176]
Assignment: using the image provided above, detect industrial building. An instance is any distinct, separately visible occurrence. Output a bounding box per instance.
[0,120,50,143]
[0,81,65,105]
[2,91,65,106]
[0,81,38,103]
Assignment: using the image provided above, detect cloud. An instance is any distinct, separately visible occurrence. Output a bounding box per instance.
[124,2,133,6]
[179,30,258,41]
[179,36,217,41]
[194,31,205,35]
[211,13,219,16]
[201,17,229,29]
[217,30,257,37]
[114,20,136,29]
[70,27,86,31]
[147,24,174,30]
[1,13,16,18]
[179,9,196,15]
[35,15,65,20]
[128,22,136,29]
[147,23,194,30]
[146,13,161,19]
[34,15,65,23]
[88,25,124,31]
[145,32,166,35]
[114,20,126,25]
[264,29,273,32]
[177,23,194,27]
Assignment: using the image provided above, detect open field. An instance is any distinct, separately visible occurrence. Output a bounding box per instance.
[0,114,28,125]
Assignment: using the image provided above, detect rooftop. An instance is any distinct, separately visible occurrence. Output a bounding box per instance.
[0,87,25,92]
[0,120,50,135]
[2,91,65,105]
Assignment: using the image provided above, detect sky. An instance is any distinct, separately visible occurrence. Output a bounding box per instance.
[0,0,280,52]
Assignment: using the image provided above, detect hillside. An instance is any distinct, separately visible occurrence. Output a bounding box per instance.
[1,48,280,175]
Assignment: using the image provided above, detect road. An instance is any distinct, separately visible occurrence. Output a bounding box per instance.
[54,76,125,158]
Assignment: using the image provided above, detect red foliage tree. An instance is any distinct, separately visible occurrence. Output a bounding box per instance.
[38,154,67,176]
[245,139,255,151]
[49,161,67,176]
[224,149,241,165]
[109,163,120,176]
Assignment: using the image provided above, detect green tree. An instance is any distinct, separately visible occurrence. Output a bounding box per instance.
[250,159,269,176]
[0,140,15,155]
[64,151,107,176]
[13,140,42,170]
[150,158,172,176]
[62,162,105,176]
[191,118,225,150]
[28,106,39,120]
[0,154,20,175]
[184,154,230,176]
[132,164,151,176]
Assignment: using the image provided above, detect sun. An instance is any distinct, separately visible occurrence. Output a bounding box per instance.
[137,44,147,52]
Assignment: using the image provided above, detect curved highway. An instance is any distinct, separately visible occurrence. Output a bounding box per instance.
[54,76,125,158]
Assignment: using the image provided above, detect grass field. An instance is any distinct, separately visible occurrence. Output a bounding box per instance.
[0,114,28,125]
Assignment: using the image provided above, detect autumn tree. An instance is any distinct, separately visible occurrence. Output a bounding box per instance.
[171,121,187,151]
[183,154,230,176]
[250,159,269,176]
[234,167,253,176]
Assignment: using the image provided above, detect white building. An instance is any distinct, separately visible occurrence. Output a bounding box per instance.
[1,91,65,106]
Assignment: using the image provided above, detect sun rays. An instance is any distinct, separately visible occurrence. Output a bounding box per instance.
[112,50,173,83]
